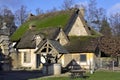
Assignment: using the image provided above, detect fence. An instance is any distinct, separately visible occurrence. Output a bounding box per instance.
[96,58,119,71]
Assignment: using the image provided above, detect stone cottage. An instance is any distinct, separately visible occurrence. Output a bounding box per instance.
[11,8,102,70]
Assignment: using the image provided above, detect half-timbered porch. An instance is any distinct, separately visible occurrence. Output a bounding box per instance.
[35,39,68,68]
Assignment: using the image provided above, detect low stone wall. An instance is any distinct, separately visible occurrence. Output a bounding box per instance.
[42,63,61,75]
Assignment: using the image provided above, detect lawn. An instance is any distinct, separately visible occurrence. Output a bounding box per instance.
[30,71,120,80]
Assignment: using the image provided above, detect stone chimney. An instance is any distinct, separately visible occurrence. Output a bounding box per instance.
[79,7,85,17]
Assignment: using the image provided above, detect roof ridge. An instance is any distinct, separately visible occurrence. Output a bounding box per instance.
[28,9,76,22]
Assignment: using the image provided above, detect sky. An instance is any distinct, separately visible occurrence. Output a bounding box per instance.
[0,0,120,15]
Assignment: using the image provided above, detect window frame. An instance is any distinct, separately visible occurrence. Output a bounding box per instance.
[23,52,31,63]
[80,54,87,62]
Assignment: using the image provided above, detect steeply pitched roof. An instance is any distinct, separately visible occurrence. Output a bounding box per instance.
[16,27,60,49]
[11,9,75,41]
[64,36,99,53]
[48,40,68,54]
[16,30,36,49]
[38,27,60,39]
[12,8,102,53]
[35,39,68,54]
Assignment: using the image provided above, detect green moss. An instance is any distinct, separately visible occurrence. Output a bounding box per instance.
[90,28,103,37]
[10,22,30,41]
[69,36,98,41]
[67,36,99,51]
[10,11,73,41]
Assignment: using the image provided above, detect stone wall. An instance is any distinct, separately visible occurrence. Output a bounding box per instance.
[19,49,37,69]
[68,16,90,36]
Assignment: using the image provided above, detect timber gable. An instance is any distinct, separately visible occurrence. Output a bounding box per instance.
[35,39,68,54]
[35,39,68,63]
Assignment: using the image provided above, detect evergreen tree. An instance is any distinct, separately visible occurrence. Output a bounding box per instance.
[100,18,112,36]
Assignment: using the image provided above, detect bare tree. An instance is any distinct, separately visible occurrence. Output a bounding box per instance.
[109,12,120,37]
[86,0,105,31]
[15,5,28,26]
[0,6,14,25]
[99,36,120,65]
[35,8,44,15]
[0,6,16,35]
[62,0,74,10]
[45,7,58,14]
[50,7,58,12]
[87,0,97,22]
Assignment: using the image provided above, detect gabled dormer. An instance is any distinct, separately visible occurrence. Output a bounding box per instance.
[65,8,91,36]
[56,28,69,46]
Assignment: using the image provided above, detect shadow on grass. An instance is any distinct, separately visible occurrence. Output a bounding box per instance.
[69,74,89,80]
[0,70,44,80]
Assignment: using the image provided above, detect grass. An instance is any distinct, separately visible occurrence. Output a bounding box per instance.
[87,71,120,80]
[30,71,120,80]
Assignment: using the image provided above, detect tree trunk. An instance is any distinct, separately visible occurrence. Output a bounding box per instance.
[117,56,119,66]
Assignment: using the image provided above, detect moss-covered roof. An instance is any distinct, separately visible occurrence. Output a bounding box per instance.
[64,36,99,53]
[15,30,37,49]
[16,27,60,49]
[10,10,75,41]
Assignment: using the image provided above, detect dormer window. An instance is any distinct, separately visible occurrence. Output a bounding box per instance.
[23,52,31,63]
